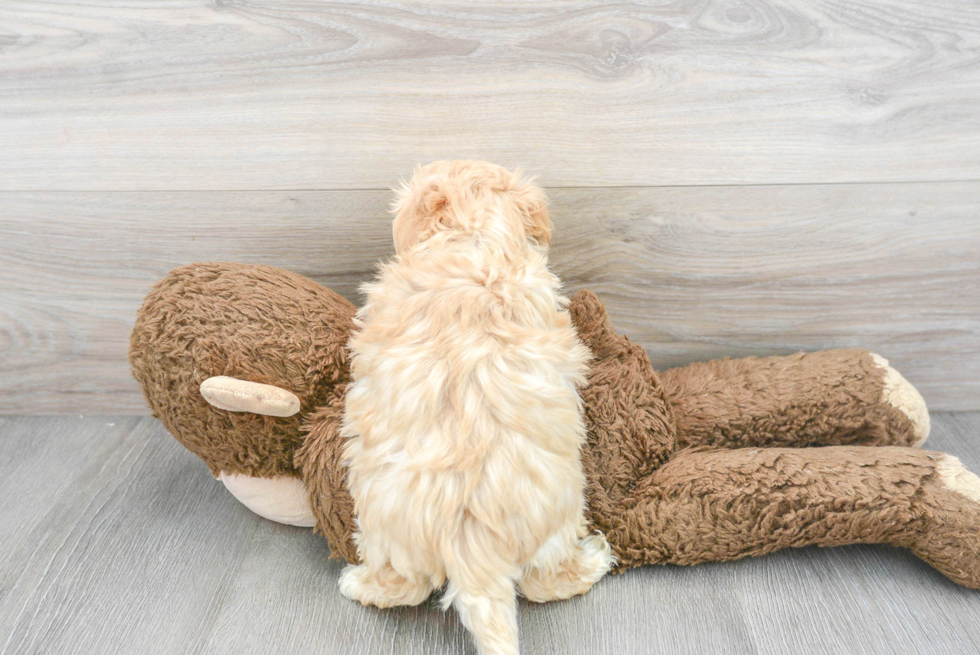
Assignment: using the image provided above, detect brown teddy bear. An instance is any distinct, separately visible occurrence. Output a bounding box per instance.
[128,159,980,600]
[130,259,980,590]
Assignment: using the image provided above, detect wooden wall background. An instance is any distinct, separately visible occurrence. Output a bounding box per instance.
[1,0,978,413]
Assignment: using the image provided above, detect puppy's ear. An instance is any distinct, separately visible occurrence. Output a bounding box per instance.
[512,178,552,248]
[391,173,456,253]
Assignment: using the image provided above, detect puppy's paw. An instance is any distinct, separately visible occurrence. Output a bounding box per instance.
[338,563,433,608]
[338,564,369,604]
[519,531,615,602]
[579,532,616,583]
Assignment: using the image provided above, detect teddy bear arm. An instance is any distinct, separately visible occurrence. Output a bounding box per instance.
[605,445,980,589]
[660,349,929,451]
[294,390,361,564]
[568,288,676,498]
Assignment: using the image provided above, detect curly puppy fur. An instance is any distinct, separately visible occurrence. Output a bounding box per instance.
[339,161,613,655]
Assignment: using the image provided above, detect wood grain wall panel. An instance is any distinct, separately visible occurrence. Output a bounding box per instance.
[1,1,979,190]
[1,182,977,413]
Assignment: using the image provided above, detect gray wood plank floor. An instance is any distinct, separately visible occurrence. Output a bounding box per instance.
[3,413,980,655]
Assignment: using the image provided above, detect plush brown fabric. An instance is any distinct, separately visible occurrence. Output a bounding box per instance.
[129,262,354,478]
[604,446,980,588]
[624,445,935,566]
[294,386,360,564]
[660,350,920,450]
[567,290,676,537]
[907,465,980,589]
[131,263,980,588]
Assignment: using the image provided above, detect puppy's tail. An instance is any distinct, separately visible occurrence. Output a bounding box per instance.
[443,575,518,655]
[440,532,520,655]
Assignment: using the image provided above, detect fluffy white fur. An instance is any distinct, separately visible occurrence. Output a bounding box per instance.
[339,161,613,655]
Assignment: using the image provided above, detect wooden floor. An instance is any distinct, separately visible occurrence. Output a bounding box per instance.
[1,412,979,655]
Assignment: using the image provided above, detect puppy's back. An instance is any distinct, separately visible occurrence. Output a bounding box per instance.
[341,161,604,655]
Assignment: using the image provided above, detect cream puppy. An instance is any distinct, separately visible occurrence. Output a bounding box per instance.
[339,161,613,655]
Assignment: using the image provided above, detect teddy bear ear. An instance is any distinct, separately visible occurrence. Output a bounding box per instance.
[511,175,552,247]
[200,376,301,417]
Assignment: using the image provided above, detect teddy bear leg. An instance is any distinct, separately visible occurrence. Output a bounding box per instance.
[660,349,929,450]
[605,445,980,589]
[906,455,980,589]
[869,353,931,445]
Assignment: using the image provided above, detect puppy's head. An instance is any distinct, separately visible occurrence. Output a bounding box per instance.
[391,160,551,254]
